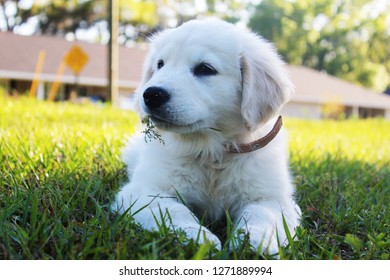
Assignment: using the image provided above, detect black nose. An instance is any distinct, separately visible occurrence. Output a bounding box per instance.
[143,87,170,110]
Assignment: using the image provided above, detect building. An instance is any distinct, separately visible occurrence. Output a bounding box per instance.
[284,65,390,119]
[1,32,390,119]
[0,31,144,101]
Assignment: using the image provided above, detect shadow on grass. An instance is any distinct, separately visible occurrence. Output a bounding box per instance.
[291,154,390,260]
[0,152,389,260]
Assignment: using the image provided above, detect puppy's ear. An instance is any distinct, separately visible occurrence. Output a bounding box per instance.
[240,33,293,131]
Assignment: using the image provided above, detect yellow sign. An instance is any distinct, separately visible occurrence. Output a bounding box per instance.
[30,49,46,98]
[64,44,89,75]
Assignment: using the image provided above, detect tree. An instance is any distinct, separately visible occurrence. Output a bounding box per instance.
[249,0,390,92]
[117,0,248,44]
[0,0,100,35]
[1,0,248,43]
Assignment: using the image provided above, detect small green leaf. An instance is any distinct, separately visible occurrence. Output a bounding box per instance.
[344,234,363,252]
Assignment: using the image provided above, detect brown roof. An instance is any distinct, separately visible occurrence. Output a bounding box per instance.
[0,32,146,88]
[287,65,390,109]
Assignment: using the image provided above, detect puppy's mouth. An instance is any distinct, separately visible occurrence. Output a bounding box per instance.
[149,114,205,134]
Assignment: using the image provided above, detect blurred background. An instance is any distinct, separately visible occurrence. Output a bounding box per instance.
[1,0,390,119]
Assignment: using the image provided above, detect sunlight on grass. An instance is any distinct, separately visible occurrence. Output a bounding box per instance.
[0,96,139,185]
[286,118,389,165]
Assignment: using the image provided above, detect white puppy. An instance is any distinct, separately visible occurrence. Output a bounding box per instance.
[112,19,301,255]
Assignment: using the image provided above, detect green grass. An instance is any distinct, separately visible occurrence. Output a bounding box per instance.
[0,95,389,260]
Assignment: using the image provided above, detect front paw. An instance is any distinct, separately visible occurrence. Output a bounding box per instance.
[183,226,222,250]
[231,226,280,256]
[248,226,279,256]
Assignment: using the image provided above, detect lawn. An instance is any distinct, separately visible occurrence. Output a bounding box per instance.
[0,95,389,260]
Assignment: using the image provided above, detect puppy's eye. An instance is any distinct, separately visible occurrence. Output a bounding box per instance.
[157,60,164,69]
[193,63,218,77]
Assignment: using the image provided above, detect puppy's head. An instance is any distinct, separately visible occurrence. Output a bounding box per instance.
[134,19,293,135]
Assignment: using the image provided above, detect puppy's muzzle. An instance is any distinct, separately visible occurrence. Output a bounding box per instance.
[143,87,170,110]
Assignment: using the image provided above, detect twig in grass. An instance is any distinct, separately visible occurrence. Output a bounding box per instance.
[141,116,165,145]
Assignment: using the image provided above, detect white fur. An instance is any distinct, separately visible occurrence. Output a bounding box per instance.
[112,19,301,255]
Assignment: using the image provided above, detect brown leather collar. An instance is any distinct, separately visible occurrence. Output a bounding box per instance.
[224,116,283,153]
